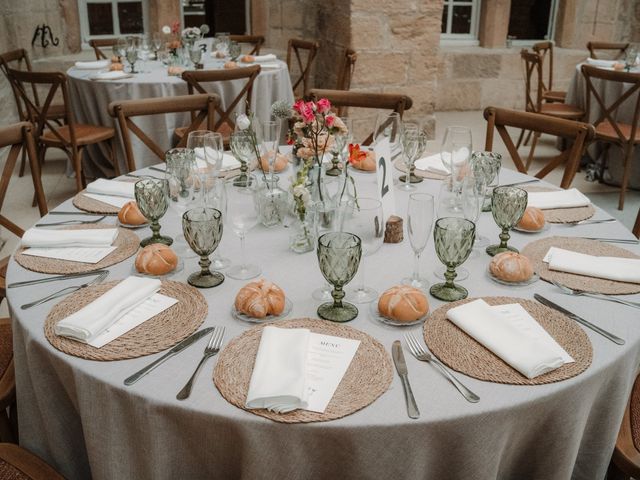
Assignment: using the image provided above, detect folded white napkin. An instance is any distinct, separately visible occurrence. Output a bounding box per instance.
[259,62,281,70]
[527,188,591,210]
[544,247,640,284]
[75,59,110,69]
[447,299,571,379]
[193,148,242,171]
[246,326,310,413]
[90,71,132,81]
[22,228,118,248]
[54,276,162,342]
[414,153,450,175]
[252,54,277,62]
[86,179,135,198]
[585,58,617,68]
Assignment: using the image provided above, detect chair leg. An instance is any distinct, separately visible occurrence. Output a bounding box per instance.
[107,138,120,177]
[18,148,27,178]
[515,129,526,149]
[523,130,533,147]
[618,143,634,211]
[0,408,15,443]
[32,144,48,208]
[525,132,541,171]
[72,147,83,193]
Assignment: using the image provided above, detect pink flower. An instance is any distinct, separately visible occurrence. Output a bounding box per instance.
[316,98,331,114]
[299,102,315,124]
[292,99,305,115]
[305,101,316,113]
[325,114,335,127]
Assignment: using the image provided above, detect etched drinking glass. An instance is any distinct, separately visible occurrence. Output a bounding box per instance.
[166,148,199,256]
[430,217,476,302]
[326,117,352,177]
[135,178,172,247]
[317,232,362,322]
[230,131,254,186]
[486,186,528,256]
[182,207,224,288]
[470,151,502,212]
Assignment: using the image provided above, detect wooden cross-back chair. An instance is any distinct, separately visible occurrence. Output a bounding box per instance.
[587,41,630,60]
[0,49,65,177]
[484,107,595,189]
[582,64,640,210]
[518,49,584,167]
[633,209,640,239]
[229,35,265,55]
[88,39,118,60]
[287,38,319,97]
[109,93,219,172]
[179,66,260,144]
[609,371,640,479]
[308,89,413,145]
[8,68,117,191]
[532,41,566,103]
[334,48,358,117]
[0,444,65,479]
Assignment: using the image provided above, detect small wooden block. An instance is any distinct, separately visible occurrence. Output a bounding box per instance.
[384,215,403,243]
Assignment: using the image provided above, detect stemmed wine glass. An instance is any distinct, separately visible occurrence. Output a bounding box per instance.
[202,169,232,270]
[460,174,489,248]
[230,131,254,186]
[138,36,151,73]
[430,217,476,302]
[165,148,199,256]
[152,33,163,58]
[399,130,427,190]
[470,151,502,212]
[125,41,139,73]
[182,207,225,288]
[441,126,472,208]
[401,193,434,290]
[225,176,261,280]
[486,187,528,256]
[317,232,362,322]
[346,197,384,303]
[134,178,171,247]
[187,130,223,175]
[115,38,127,62]
[434,179,469,281]
[326,117,352,176]
[259,120,281,180]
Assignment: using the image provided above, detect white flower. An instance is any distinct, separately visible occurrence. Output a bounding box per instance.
[162,25,171,35]
[293,185,310,205]
[236,114,251,131]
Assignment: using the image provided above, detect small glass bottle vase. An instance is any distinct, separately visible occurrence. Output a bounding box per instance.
[289,214,316,253]
[256,176,287,227]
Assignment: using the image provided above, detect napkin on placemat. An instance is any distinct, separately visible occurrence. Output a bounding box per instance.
[55,276,162,343]
[252,54,277,62]
[527,188,591,210]
[193,148,242,171]
[21,228,118,248]
[585,58,617,69]
[447,299,572,379]
[90,71,132,81]
[544,247,640,284]
[74,60,110,69]
[86,179,135,198]
[246,326,310,413]
[414,153,449,175]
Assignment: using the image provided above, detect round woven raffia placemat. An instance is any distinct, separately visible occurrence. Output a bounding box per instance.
[393,158,446,180]
[423,296,592,385]
[213,318,393,424]
[73,192,122,215]
[521,236,640,295]
[14,225,139,274]
[44,280,207,361]
[523,186,595,223]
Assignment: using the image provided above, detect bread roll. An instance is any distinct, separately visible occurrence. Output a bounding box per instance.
[109,63,124,71]
[240,55,255,63]
[135,244,178,276]
[224,61,238,69]
[351,150,376,171]
[168,66,185,76]
[259,151,288,172]
[489,252,534,282]
[214,51,226,59]
[118,201,147,226]
[235,279,286,318]
[518,207,545,231]
[378,286,429,323]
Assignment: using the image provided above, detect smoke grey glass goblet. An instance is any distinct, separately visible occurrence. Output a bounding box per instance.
[430,217,476,302]
[486,186,527,256]
[317,232,362,323]
[182,207,224,288]
[135,178,172,247]
[470,151,502,212]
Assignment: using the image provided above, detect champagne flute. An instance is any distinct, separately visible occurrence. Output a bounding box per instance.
[138,35,151,73]
[259,120,281,181]
[182,207,224,288]
[486,187,528,256]
[346,197,384,303]
[441,126,472,207]
[152,33,163,56]
[461,174,489,248]
[230,131,253,186]
[225,176,261,280]
[202,170,231,269]
[401,193,434,290]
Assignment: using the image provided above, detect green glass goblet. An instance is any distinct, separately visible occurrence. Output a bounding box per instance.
[317,232,362,322]
[486,186,527,256]
[182,207,225,288]
[470,151,502,212]
[430,217,476,302]
[230,131,253,187]
[135,178,172,247]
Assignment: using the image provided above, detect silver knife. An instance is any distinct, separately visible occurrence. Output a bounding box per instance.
[8,270,109,288]
[534,294,625,345]
[392,340,420,419]
[124,327,214,385]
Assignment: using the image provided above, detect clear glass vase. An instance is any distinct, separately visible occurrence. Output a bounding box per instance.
[256,175,287,227]
[289,215,316,253]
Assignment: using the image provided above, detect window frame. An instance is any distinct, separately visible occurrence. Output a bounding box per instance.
[78,0,149,45]
[507,0,559,44]
[440,0,482,44]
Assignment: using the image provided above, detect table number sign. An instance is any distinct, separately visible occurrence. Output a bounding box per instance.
[374,137,396,222]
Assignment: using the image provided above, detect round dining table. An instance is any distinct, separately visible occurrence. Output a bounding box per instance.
[67,58,294,177]
[7,160,640,480]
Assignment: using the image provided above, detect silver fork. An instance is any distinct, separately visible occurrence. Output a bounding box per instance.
[20,270,109,310]
[551,280,640,309]
[565,218,616,226]
[404,333,480,403]
[177,326,225,400]
[35,215,107,227]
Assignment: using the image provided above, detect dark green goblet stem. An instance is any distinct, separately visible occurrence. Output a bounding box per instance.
[408,164,423,183]
[332,286,345,308]
[326,153,341,176]
[234,163,250,187]
[498,228,511,250]
[141,220,173,247]
[444,265,457,289]
[199,255,212,277]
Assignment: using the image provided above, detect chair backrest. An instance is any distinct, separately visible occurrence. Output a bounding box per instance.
[286,38,319,97]
[0,122,47,236]
[0,49,38,121]
[308,89,413,145]
[532,41,554,93]
[7,69,74,145]
[483,106,595,188]
[229,35,265,55]
[89,39,118,60]
[582,64,640,148]
[520,49,543,113]
[108,93,219,172]
[587,41,630,60]
[181,66,260,133]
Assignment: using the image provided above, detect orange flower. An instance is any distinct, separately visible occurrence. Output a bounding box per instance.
[348,144,366,165]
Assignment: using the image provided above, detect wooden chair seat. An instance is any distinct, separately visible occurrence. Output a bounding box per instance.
[594,121,640,144]
[41,124,115,147]
[0,443,64,479]
[539,103,584,119]
[542,90,567,103]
